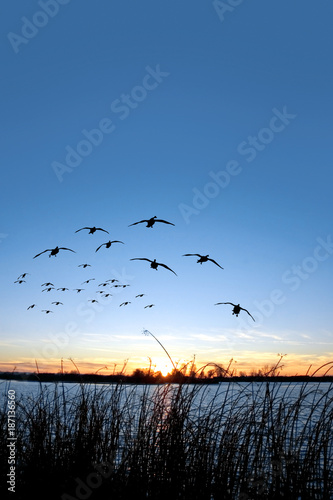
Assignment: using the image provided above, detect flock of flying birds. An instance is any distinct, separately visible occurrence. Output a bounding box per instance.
[14,216,255,321]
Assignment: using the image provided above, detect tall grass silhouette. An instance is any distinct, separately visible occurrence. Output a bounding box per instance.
[1,368,333,499]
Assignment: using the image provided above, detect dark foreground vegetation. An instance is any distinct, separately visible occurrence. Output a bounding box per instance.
[1,376,333,500]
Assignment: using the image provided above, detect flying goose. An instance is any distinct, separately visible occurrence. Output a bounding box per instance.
[41,310,53,314]
[27,304,37,310]
[42,287,55,292]
[52,301,63,306]
[78,264,91,268]
[75,226,109,234]
[128,216,174,228]
[18,273,30,279]
[42,282,54,287]
[130,258,177,275]
[183,254,224,269]
[144,304,155,308]
[215,302,255,322]
[34,247,75,258]
[96,240,124,252]
[14,279,26,284]
[57,287,69,291]
[119,301,131,307]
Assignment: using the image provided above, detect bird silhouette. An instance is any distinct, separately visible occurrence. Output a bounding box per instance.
[18,273,30,279]
[75,226,109,234]
[215,302,255,321]
[78,264,91,268]
[27,304,37,310]
[42,287,55,292]
[41,310,53,314]
[102,293,112,298]
[95,240,124,252]
[82,279,95,284]
[144,304,155,308]
[88,299,99,303]
[128,216,175,228]
[14,279,26,284]
[34,247,75,258]
[52,301,63,306]
[105,279,119,283]
[98,282,109,287]
[112,284,130,288]
[183,254,224,269]
[135,294,145,298]
[57,287,69,291]
[73,288,85,293]
[120,302,131,307]
[130,258,177,275]
[42,282,54,287]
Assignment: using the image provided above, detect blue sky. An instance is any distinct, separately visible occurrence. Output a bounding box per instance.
[1,1,332,376]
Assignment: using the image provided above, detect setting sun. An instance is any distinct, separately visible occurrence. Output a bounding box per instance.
[153,359,174,377]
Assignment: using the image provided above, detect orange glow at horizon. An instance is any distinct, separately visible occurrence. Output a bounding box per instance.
[1,353,333,378]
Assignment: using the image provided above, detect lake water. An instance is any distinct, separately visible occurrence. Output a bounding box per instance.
[3,377,333,406]
[2,378,333,433]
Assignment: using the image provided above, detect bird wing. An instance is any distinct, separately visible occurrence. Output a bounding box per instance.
[96,228,109,233]
[215,302,236,306]
[240,307,256,322]
[75,227,89,232]
[128,220,147,226]
[95,243,105,252]
[182,254,201,257]
[130,258,152,263]
[33,249,51,258]
[155,219,175,226]
[208,258,224,269]
[158,263,177,275]
[111,240,124,244]
[59,247,76,252]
